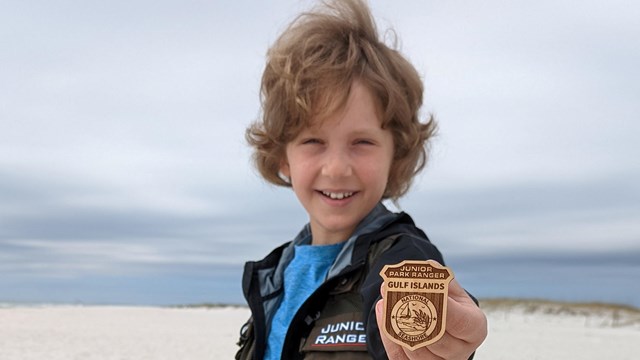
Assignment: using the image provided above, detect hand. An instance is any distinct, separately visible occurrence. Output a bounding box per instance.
[375,278,487,360]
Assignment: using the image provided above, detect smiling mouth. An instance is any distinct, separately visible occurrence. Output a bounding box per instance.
[320,190,355,200]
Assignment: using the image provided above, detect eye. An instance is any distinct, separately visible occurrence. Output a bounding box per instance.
[301,138,323,145]
[354,139,375,146]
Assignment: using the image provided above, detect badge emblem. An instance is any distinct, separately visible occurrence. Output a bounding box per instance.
[379,260,453,350]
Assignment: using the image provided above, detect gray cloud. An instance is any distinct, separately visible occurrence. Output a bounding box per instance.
[402,176,640,256]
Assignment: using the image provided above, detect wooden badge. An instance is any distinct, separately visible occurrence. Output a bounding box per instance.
[379,260,453,350]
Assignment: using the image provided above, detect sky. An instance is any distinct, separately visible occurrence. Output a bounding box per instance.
[1,0,639,306]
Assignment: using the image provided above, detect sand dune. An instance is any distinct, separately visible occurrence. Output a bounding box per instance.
[0,300,637,359]
[478,299,639,359]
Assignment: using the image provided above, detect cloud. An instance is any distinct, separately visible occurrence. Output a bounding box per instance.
[0,168,304,280]
[401,175,640,256]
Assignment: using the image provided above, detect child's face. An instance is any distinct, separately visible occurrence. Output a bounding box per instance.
[280,80,394,245]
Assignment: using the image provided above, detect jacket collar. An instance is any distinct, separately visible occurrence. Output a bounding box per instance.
[327,203,398,278]
[247,202,400,299]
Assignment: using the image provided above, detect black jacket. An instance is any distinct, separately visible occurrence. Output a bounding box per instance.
[237,210,454,359]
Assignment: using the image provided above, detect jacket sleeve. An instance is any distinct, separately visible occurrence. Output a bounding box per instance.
[360,234,445,359]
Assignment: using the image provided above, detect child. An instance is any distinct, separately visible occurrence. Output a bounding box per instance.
[237,0,487,359]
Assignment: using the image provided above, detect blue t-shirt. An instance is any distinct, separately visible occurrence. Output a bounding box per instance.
[264,241,345,360]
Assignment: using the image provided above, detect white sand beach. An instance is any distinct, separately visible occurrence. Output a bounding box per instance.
[0,300,638,359]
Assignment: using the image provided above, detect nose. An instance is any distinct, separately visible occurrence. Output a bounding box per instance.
[321,147,353,179]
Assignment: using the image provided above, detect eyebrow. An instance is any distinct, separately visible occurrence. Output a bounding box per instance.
[347,128,385,137]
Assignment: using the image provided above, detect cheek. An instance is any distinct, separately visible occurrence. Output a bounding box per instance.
[282,156,311,188]
[376,155,395,190]
[382,160,400,192]
[362,160,392,187]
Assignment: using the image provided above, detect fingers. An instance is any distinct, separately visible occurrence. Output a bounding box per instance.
[423,329,480,360]
[442,281,488,348]
[447,278,469,300]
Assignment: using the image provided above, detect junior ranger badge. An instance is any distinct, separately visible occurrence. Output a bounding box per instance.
[379,260,453,350]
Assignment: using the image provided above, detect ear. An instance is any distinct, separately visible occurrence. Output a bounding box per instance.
[279,157,290,176]
[279,159,291,182]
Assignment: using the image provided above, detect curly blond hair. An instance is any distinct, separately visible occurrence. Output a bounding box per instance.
[246,0,436,200]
